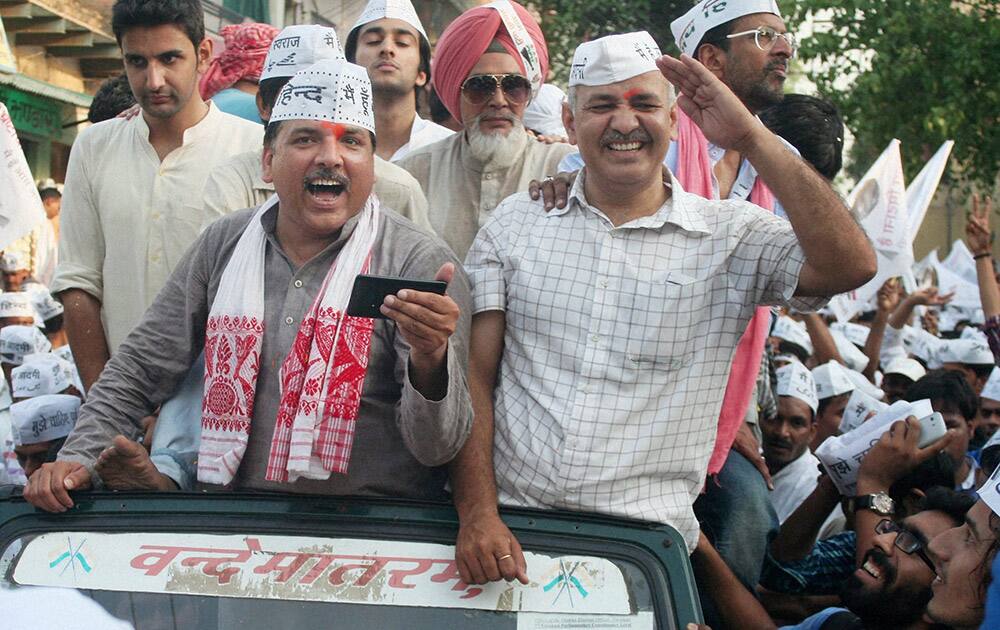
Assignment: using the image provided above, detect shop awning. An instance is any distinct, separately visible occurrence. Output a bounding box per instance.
[1,0,121,79]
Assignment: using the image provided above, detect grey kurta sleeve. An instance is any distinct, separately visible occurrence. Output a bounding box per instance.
[392,237,474,467]
[56,219,227,483]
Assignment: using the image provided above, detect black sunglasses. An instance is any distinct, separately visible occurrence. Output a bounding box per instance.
[875,519,936,572]
[460,73,532,106]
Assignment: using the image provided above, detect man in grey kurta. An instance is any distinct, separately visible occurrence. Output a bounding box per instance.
[24,59,473,511]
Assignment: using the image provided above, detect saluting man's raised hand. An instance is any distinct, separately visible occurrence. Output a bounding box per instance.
[655,54,765,154]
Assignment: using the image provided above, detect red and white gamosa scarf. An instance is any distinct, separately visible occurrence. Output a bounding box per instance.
[197,194,381,484]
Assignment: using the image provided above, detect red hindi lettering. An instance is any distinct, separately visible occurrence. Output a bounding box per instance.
[178,538,263,585]
[129,545,188,576]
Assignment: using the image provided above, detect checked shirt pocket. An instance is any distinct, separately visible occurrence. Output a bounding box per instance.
[622,271,701,368]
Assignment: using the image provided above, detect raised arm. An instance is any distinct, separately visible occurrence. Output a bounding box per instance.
[862,279,902,380]
[887,287,953,330]
[967,195,1000,318]
[449,310,528,585]
[656,54,876,297]
[801,313,843,366]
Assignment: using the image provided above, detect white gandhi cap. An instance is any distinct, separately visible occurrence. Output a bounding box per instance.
[670,0,783,57]
[350,0,427,41]
[568,31,663,87]
[270,59,377,135]
[776,361,818,415]
[261,25,345,82]
[811,360,855,401]
[9,394,80,446]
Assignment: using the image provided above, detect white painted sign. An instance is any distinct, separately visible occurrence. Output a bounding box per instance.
[13,533,632,616]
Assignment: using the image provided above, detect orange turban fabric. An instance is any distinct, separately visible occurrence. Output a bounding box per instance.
[431,1,548,123]
[199,22,281,100]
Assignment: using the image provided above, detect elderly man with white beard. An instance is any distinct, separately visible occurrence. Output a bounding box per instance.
[396,0,574,258]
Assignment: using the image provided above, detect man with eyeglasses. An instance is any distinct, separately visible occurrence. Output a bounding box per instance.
[689,486,972,629]
[396,0,574,258]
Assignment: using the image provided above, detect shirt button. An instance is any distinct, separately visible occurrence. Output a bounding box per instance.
[284,316,294,325]
[598,278,608,288]
[484,173,493,180]
[293,279,303,288]
[589,334,599,343]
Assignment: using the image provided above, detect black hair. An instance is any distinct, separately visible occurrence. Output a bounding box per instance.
[344,23,432,109]
[696,20,736,59]
[888,451,956,508]
[919,486,976,523]
[88,74,137,123]
[39,188,61,201]
[43,313,64,336]
[904,369,978,422]
[257,76,288,115]
[817,392,849,417]
[983,448,1000,484]
[759,94,845,181]
[428,86,452,126]
[972,363,996,380]
[111,0,205,50]
[777,339,810,363]
[263,120,376,151]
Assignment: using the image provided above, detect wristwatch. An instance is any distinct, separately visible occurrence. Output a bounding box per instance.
[854,492,895,516]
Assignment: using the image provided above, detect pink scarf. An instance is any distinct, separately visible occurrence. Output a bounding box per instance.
[675,110,775,476]
[199,196,380,485]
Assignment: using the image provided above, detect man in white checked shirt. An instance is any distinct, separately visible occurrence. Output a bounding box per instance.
[449,33,876,584]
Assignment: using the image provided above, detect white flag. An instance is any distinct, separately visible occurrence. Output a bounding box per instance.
[831,141,911,322]
[941,238,977,286]
[0,102,45,251]
[848,139,909,256]
[906,141,954,244]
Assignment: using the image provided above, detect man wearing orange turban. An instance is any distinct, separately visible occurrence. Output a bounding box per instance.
[397,0,573,258]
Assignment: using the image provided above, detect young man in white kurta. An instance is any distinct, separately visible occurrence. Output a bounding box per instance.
[53,104,261,356]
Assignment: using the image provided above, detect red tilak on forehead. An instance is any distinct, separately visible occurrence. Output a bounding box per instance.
[623,88,641,100]
[320,121,346,138]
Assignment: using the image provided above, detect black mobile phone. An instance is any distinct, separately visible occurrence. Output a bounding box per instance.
[346,274,448,319]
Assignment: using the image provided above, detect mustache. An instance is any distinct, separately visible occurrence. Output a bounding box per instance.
[303,169,350,191]
[766,59,788,73]
[471,110,519,125]
[862,547,897,584]
[765,436,794,450]
[600,128,652,146]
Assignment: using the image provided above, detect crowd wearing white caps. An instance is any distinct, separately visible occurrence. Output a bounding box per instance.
[4,0,1000,628]
[0,245,82,486]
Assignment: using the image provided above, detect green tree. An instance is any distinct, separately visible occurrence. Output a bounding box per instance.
[531,0,690,86]
[783,0,999,188]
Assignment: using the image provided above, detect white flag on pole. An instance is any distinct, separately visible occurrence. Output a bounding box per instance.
[0,102,45,252]
[848,139,909,256]
[831,140,911,322]
[906,141,954,244]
